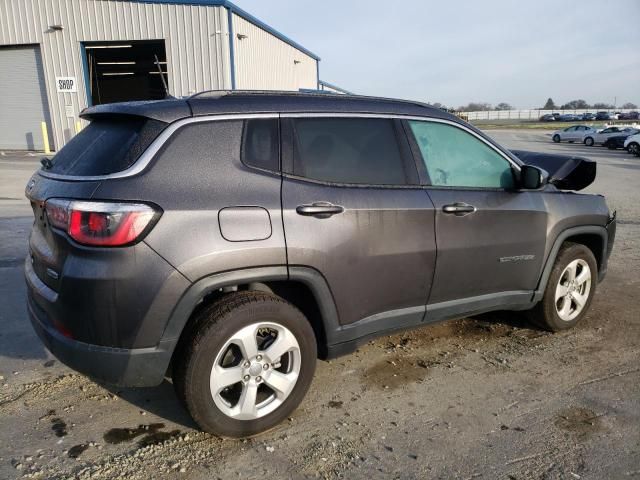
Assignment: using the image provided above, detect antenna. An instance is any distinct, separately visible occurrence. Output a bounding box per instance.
[154,54,173,99]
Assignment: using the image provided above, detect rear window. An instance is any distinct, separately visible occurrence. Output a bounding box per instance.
[46,117,166,176]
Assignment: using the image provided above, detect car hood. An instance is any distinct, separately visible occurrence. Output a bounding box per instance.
[510,150,596,191]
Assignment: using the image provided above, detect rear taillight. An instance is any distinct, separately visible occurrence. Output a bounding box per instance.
[45,199,160,247]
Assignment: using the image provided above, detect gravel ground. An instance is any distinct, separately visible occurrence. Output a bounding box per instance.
[0,130,638,479]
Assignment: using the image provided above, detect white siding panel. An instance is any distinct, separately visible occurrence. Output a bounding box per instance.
[232,14,317,91]
[0,0,231,149]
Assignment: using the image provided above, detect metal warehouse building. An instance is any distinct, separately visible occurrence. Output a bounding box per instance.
[0,0,322,150]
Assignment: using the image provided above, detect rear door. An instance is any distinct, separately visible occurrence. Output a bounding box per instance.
[280,115,436,334]
[404,119,547,317]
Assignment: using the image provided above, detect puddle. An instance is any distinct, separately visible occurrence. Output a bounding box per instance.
[103,423,165,444]
[68,444,89,459]
[554,406,604,440]
[51,418,68,437]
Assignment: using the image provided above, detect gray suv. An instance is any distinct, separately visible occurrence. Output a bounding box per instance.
[25,92,616,438]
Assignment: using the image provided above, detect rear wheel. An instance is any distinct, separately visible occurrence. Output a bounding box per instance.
[528,243,597,331]
[584,137,594,146]
[627,142,639,155]
[173,291,317,437]
[552,134,561,143]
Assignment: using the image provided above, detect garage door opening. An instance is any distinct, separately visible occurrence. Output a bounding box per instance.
[84,40,168,105]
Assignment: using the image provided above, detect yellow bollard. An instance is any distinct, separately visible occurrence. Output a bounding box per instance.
[40,122,51,154]
[75,120,82,134]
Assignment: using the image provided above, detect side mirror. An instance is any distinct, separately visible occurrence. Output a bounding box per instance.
[520,165,548,190]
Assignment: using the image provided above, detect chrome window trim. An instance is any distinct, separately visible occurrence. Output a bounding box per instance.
[38,113,279,182]
[38,111,519,182]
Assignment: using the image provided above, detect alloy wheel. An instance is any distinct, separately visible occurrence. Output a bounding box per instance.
[555,259,591,322]
[210,322,301,420]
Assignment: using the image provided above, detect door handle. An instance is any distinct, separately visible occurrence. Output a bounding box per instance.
[442,202,476,216]
[296,202,344,218]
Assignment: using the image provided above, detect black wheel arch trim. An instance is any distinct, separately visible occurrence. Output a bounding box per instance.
[157,265,342,365]
[533,225,610,302]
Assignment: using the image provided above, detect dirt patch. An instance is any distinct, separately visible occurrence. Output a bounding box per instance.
[554,406,605,440]
[299,436,363,478]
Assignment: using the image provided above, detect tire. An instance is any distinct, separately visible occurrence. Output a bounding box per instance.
[606,142,616,150]
[173,291,317,438]
[552,134,561,143]
[528,242,597,332]
[627,142,639,155]
[584,137,594,146]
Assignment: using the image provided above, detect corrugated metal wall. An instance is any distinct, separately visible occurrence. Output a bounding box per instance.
[0,0,231,150]
[232,13,317,91]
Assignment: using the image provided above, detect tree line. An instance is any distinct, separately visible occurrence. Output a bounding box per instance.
[431,99,638,112]
[541,98,637,110]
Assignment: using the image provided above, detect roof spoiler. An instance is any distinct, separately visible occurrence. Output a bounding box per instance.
[510,150,596,191]
[80,99,192,123]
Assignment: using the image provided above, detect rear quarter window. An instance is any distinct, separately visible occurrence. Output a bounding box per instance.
[47,116,166,176]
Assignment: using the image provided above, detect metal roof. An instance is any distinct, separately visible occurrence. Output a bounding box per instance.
[136,0,320,61]
[81,91,456,124]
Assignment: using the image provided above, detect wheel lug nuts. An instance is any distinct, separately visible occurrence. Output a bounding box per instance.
[263,364,269,370]
[244,362,250,368]
[256,376,262,383]
[243,375,250,381]
[256,355,262,361]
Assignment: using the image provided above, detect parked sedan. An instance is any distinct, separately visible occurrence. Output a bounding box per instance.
[540,114,555,122]
[557,114,580,121]
[603,129,640,149]
[581,113,596,121]
[583,127,638,146]
[624,133,640,155]
[595,112,611,121]
[552,125,596,143]
[618,111,639,120]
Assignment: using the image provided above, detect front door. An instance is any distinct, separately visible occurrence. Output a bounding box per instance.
[405,119,547,316]
[280,116,436,335]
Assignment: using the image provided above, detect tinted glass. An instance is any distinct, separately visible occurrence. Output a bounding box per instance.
[48,117,165,176]
[408,121,515,189]
[292,118,408,185]
[242,118,279,171]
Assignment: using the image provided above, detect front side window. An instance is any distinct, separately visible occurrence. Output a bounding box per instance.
[408,120,515,189]
[291,118,409,185]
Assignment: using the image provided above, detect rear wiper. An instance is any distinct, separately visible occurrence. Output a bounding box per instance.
[40,157,53,170]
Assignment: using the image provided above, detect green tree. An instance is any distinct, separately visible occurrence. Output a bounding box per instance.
[622,102,638,109]
[495,102,513,111]
[542,98,556,109]
[561,99,590,109]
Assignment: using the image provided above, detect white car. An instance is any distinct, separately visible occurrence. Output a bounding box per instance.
[583,127,637,146]
[551,125,596,143]
[624,133,640,155]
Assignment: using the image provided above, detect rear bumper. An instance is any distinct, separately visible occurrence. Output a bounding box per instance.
[26,259,173,387]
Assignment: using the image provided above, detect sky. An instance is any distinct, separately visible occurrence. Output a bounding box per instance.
[235,0,640,109]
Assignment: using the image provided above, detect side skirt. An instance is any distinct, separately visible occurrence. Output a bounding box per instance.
[325,291,534,359]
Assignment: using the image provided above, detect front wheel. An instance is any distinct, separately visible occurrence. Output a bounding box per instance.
[627,142,639,155]
[584,137,594,146]
[528,242,597,331]
[173,291,317,437]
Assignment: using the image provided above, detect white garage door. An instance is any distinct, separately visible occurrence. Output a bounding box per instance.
[0,45,53,150]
